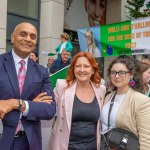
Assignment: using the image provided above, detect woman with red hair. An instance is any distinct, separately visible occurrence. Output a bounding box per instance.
[49,52,106,150]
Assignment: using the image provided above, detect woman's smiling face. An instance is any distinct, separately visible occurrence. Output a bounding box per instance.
[84,0,106,26]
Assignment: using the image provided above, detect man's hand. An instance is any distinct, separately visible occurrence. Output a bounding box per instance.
[0,99,18,119]
[33,92,53,104]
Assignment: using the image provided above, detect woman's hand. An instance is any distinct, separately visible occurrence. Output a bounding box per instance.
[33,92,53,104]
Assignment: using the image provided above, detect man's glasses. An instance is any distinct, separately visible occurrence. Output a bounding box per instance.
[110,71,130,78]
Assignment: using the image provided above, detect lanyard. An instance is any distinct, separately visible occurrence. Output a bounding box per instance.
[107,92,117,129]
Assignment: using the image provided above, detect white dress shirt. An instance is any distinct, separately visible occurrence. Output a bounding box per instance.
[12,49,29,116]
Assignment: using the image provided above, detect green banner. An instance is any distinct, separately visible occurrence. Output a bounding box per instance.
[49,65,70,89]
[100,21,132,56]
[78,16,150,57]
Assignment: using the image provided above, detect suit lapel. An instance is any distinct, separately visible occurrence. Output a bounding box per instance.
[116,88,135,127]
[3,51,20,98]
[21,59,36,98]
[91,83,102,111]
[64,82,77,131]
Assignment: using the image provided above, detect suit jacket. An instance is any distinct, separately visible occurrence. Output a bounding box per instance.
[0,51,56,150]
[104,88,150,150]
[49,79,106,150]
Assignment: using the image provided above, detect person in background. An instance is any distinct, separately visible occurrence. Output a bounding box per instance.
[85,29,101,58]
[55,32,73,69]
[29,51,38,62]
[84,0,106,26]
[50,49,71,74]
[141,57,150,66]
[0,22,56,150]
[49,52,106,150]
[133,58,150,96]
[46,57,54,75]
[101,55,150,150]
[96,62,105,85]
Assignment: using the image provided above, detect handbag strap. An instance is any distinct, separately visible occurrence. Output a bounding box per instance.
[108,92,117,129]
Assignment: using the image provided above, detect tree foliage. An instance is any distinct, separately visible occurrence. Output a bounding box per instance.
[125,0,149,19]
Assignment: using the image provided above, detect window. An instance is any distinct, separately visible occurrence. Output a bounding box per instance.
[7,0,40,52]
[8,0,39,19]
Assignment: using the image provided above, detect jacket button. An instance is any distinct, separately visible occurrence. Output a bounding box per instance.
[61,117,64,120]
[60,129,62,132]
[62,105,64,108]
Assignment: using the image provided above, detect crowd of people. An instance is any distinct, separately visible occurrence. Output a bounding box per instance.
[0,22,150,150]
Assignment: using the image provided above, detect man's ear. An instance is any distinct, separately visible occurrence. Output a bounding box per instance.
[84,0,87,12]
[11,33,14,44]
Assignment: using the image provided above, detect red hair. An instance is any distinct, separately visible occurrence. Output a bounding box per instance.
[66,52,101,88]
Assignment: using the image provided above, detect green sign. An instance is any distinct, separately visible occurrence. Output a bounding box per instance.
[100,21,132,56]
[78,16,150,57]
[50,65,70,89]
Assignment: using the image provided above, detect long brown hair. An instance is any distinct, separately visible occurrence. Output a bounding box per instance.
[134,59,150,93]
[66,52,101,88]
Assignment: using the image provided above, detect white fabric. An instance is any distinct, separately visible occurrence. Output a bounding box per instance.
[59,42,67,54]
[101,94,125,134]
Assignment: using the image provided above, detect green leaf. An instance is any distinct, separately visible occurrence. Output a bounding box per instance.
[48,53,56,56]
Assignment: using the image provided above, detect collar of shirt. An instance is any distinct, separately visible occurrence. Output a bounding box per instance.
[12,49,29,75]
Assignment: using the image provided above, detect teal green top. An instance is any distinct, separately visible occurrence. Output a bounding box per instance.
[55,41,73,53]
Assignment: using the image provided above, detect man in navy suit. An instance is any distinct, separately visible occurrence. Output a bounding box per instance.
[0,22,56,150]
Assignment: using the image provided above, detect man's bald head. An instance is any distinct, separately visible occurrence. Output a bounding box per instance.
[11,22,37,59]
[12,22,37,35]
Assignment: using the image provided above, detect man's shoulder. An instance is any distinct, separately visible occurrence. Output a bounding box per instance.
[34,61,47,70]
[29,58,47,72]
[0,51,11,57]
[0,51,12,62]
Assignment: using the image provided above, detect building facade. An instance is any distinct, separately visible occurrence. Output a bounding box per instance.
[0,0,129,66]
[0,0,66,66]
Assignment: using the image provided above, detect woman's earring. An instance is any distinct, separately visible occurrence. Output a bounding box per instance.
[129,78,135,86]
